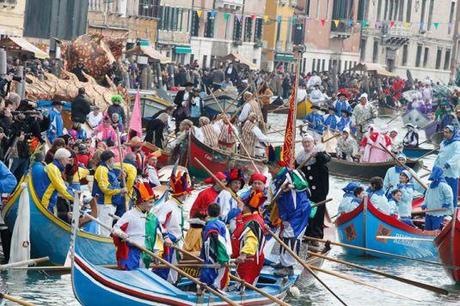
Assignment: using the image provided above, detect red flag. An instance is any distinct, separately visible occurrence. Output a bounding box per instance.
[129,89,143,139]
[320,19,326,26]
[282,73,297,168]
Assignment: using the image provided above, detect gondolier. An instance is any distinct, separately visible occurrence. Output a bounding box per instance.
[403,124,419,148]
[215,168,245,232]
[351,93,377,140]
[173,82,193,133]
[215,114,237,152]
[198,116,219,147]
[238,92,265,131]
[240,112,270,158]
[296,134,331,240]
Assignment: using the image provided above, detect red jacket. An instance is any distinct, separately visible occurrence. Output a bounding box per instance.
[189,186,219,219]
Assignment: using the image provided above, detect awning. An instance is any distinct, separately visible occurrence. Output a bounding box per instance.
[275,53,295,62]
[175,46,192,54]
[353,62,396,77]
[126,45,171,64]
[0,37,49,59]
[221,52,257,70]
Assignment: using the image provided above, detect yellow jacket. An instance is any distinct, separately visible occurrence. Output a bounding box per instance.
[113,162,137,198]
[42,162,75,209]
[93,164,122,205]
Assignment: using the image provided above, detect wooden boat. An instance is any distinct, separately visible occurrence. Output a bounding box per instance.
[402,146,438,159]
[402,109,431,129]
[127,88,174,120]
[187,133,267,179]
[202,89,239,117]
[72,250,297,306]
[434,208,460,283]
[328,157,422,181]
[336,200,438,259]
[2,176,166,266]
[423,121,443,145]
[272,98,312,119]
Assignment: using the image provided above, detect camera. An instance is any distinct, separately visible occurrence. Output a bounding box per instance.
[0,74,23,98]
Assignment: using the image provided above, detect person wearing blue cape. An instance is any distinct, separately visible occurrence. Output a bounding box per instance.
[422,166,454,230]
[272,167,311,277]
[303,105,324,134]
[337,182,363,214]
[433,125,460,206]
[323,107,340,130]
[383,153,410,195]
[334,92,352,116]
[396,170,415,226]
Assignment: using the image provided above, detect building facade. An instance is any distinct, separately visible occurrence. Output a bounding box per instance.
[296,0,362,75]
[361,0,457,82]
[87,0,159,43]
[0,0,26,37]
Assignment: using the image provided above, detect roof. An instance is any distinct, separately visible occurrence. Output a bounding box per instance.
[126,45,171,64]
[0,37,49,59]
[221,52,257,70]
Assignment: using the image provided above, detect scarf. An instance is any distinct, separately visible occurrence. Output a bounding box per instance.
[429,166,447,189]
[295,146,318,166]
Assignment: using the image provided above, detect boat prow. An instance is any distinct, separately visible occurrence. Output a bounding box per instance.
[434,208,460,283]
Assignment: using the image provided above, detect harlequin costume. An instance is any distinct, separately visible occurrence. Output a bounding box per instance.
[185,172,226,253]
[215,168,245,232]
[231,173,268,285]
[112,182,163,270]
[152,171,191,283]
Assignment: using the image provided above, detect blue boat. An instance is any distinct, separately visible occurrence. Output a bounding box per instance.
[336,199,438,259]
[71,249,297,306]
[3,178,167,266]
[402,147,437,159]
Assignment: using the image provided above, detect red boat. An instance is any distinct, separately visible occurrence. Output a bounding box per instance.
[434,208,460,283]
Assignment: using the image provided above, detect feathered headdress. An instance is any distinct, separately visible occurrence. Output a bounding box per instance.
[134,181,156,205]
[170,171,192,197]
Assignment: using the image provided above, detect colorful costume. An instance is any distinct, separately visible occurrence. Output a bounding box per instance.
[337,182,361,214]
[47,106,64,143]
[360,131,391,163]
[396,181,415,225]
[423,167,454,230]
[303,111,324,134]
[199,218,232,290]
[323,113,340,130]
[368,188,394,216]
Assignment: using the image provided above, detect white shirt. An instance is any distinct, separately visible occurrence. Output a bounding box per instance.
[238,103,252,123]
[181,91,190,106]
[152,198,183,242]
[114,208,146,247]
[253,125,269,143]
[146,165,160,186]
[87,112,103,128]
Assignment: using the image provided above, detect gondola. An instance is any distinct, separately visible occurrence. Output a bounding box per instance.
[2,176,166,266]
[336,199,438,259]
[423,121,443,145]
[434,208,460,283]
[402,146,438,159]
[271,98,312,119]
[187,133,267,179]
[202,90,239,117]
[328,157,422,181]
[71,247,297,306]
[402,109,431,129]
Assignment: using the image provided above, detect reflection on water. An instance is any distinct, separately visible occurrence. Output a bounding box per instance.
[1,114,456,306]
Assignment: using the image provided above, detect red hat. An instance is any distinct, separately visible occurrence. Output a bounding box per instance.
[203,172,227,184]
[247,191,267,209]
[249,173,267,185]
[134,181,156,205]
[225,168,246,187]
[170,171,192,196]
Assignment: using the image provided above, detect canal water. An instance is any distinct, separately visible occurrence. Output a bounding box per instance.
[1,114,459,305]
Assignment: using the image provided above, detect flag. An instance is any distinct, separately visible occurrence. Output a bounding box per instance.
[282,71,297,169]
[390,20,395,27]
[128,88,143,139]
[333,19,339,27]
[224,12,230,21]
[433,22,440,29]
[362,20,368,28]
[320,19,326,26]
[196,10,203,18]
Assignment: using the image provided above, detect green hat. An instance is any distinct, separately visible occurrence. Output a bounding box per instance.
[111,95,124,104]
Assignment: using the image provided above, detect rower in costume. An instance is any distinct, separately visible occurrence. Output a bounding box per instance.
[403,124,419,148]
[215,168,245,232]
[185,172,227,254]
[395,170,415,226]
[368,177,395,217]
[303,105,324,134]
[199,203,232,291]
[337,182,363,214]
[113,182,163,270]
[272,168,311,277]
[323,106,340,130]
[152,170,192,283]
[113,153,137,217]
[232,173,268,286]
[422,166,454,230]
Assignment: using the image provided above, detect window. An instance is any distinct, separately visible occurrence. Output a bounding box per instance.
[420,0,427,31]
[312,59,316,72]
[360,38,367,61]
[302,58,306,74]
[427,0,434,31]
[373,39,379,63]
[389,0,394,20]
[384,0,389,20]
[338,60,342,73]
[255,18,263,41]
[332,0,353,19]
[322,59,326,71]
[276,18,282,42]
[204,12,215,38]
[423,47,429,67]
[377,0,382,20]
[398,0,404,21]
[435,48,442,69]
[138,0,161,18]
[305,0,311,16]
[402,44,408,66]
[202,55,208,69]
[406,0,412,22]
[444,49,451,70]
[449,2,455,34]
[191,11,200,37]
[316,0,321,18]
[358,0,366,20]
[233,17,242,41]
[415,44,422,67]
[244,17,253,42]
[317,59,321,72]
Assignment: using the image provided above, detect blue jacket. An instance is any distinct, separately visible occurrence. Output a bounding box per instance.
[423,166,454,216]
[323,114,340,130]
[47,107,64,143]
[334,100,352,116]
[0,161,17,194]
[304,112,324,134]
[337,117,351,131]
[383,166,404,194]
[278,189,311,238]
[368,189,393,216]
[338,194,360,214]
[93,162,122,205]
[434,132,460,178]
[396,183,414,217]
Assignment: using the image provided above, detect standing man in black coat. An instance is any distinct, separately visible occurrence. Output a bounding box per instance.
[295,134,331,242]
[71,88,91,124]
[173,82,193,133]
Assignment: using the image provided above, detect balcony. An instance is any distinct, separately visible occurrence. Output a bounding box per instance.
[215,0,244,11]
[380,23,410,49]
[330,21,353,39]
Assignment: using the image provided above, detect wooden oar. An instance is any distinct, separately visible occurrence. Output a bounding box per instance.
[222,84,250,113]
[6,264,118,272]
[115,127,129,212]
[266,228,348,306]
[150,263,237,269]
[375,236,434,242]
[379,143,428,190]
[304,236,444,267]
[307,251,449,295]
[0,256,49,271]
[415,148,439,161]
[86,215,238,306]
[311,198,333,208]
[0,293,36,306]
[171,246,289,306]
[412,208,448,215]
[321,133,341,143]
